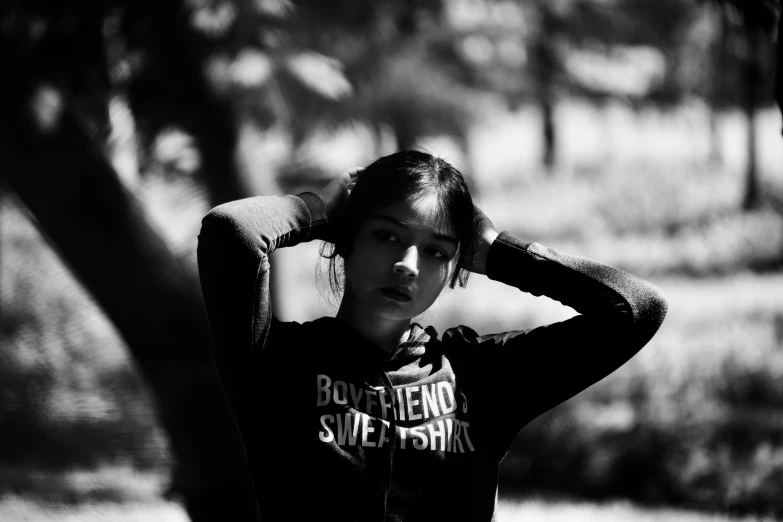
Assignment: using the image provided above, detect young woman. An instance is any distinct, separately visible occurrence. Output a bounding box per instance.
[197,150,667,521]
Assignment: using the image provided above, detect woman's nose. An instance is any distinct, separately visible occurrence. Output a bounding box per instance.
[394,247,419,279]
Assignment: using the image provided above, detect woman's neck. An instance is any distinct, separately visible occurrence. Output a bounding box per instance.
[336,290,411,354]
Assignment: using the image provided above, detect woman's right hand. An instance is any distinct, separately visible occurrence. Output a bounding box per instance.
[317,167,361,220]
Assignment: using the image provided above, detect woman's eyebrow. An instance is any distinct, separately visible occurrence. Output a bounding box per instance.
[372,214,458,246]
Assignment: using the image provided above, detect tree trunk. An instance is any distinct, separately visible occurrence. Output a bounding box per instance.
[372,122,386,158]
[0,56,259,522]
[777,0,783,131]
[532,1,557,173]
[708,109,723,166]
[124,0,289,320]
[742,26,762,211]
[393,119,417,152]
[742,106,759,210]
[708,8,727,166]
[123,1,248,208]
[707,106,723,167]
[541,97,556,172]
[776,4,783,263]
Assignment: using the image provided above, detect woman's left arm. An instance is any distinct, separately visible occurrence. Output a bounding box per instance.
[453,209,668,441]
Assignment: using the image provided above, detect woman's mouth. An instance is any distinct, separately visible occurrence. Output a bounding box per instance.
[380,287,412,302]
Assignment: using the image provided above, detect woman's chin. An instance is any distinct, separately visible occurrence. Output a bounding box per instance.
[364,297,420,322]
[373,304,417,322]
[343,290,429,323]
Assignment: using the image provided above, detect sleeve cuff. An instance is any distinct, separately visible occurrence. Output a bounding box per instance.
[296,192,329,241]
[485,231,533,282]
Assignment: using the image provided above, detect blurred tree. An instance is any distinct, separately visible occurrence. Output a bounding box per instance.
[114,0,350,203]
[275,0,475,167]
[777,0,783,126]
[440,0,699,171]
[0,8,260,521]
[731,0,779,211]
[0,1,355,521]
[530,0,559,171]
[116,1,245,206]
[699,0,779,211]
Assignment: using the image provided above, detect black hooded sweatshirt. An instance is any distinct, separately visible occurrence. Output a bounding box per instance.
[196,192,668,522]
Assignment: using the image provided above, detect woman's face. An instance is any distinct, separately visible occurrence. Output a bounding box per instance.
[343,193,459,322]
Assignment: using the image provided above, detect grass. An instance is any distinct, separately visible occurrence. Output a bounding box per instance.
[496,497,781,521]
[0,496,188,522]
[0,495,777,522]
[490,271,783,515]
[0,464,170,504]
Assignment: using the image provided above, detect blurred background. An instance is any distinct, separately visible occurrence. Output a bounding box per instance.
[1,0,783,520]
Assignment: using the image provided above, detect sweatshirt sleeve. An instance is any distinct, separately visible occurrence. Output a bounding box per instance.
[446,231,668,455]
[196,192,328,423]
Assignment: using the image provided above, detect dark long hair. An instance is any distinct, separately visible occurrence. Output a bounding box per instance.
[320,150,476,297]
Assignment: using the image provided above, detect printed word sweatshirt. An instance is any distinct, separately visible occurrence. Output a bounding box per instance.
[197,193,668,522]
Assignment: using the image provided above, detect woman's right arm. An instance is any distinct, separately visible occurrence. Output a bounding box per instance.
[197,191,338,517]
[197,172,352,411]
[197,193,328,421]
[197,169,353,357]
[197,192,327,356]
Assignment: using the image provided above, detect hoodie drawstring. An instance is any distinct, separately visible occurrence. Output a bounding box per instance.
[379,370,397,521]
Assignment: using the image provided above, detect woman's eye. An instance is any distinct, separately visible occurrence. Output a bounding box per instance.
[427,248,448,260]
[373,231,398,242]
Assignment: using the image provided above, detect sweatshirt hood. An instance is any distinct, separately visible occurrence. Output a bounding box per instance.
[311,317,437,363]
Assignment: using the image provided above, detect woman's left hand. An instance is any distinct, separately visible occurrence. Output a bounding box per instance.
[470,205,499,275]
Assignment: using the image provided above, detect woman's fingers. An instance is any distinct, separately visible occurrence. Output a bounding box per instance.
[473,204,492,228]
[469,204,499,275]
[319,178,348,215]
[346,167,362,187]
[346,166,362,196]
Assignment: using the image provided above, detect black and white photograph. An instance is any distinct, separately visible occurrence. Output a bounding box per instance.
[1,0,782,520]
